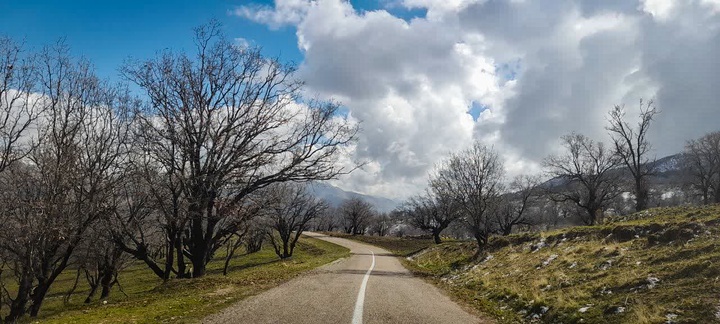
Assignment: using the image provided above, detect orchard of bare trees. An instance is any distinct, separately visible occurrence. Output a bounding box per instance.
[0,22,357,321]
[395,98,720,256]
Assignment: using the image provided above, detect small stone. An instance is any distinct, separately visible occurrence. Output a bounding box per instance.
[531,240,547,253]
[542,254,559,267]
[647,276,661,289]
[600,260,613,270]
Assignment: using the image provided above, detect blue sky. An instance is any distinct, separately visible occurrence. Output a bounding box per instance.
[0,0,426,83]
[0,0,302,81]
[4,0,718,199]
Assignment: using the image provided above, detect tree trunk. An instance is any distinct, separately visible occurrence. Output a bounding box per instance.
[116,242,167,280]
[163,236,174,281]
[282,239,291,259]
[472,232,487,260]
[585,206,599,226]
[140,253,166,279]
[223,237,244,276]
[432,228,442,244]
[222,253,233,276]
[6,271,32,322]
[28,282,50,317]
[635,178,649,212]
[246,234,263,254]
[502,225,513,236]
[84,283,98,304]
[190,255,206,278]
[175,235,188,279]
[99,271,114,300]
[188,202,209,278]
[703,188,710,205]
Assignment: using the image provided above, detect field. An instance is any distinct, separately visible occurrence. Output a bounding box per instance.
[7,235,349,323]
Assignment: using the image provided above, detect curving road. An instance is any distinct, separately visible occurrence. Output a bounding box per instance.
[203,232,487,324]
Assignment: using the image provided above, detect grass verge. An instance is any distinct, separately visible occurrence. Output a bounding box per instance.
[404,205,720,323]
[13,235,349,324]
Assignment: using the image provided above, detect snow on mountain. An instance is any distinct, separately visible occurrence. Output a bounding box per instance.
[650,153,684,174]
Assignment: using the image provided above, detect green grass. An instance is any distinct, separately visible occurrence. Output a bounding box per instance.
[10,235,349,323]
[403,205,720,324]
[322,232,435,256]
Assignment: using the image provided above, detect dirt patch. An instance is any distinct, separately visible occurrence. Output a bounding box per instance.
[207,285,236,297]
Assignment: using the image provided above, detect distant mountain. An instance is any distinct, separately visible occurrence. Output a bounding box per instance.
[309,182,401,213]
[540,153,688,190]
[648,153,685,174]
[311,154,687,213]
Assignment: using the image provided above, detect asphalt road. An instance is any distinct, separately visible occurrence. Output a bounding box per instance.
[203,232,487,324]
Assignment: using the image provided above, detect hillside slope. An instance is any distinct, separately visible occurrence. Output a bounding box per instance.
[309,182,400,212]
[405,205,720,323]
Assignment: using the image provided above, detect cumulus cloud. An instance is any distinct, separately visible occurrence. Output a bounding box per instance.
[236,0,720,200]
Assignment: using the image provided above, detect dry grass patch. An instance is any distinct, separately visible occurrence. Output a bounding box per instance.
[405,205,720,323]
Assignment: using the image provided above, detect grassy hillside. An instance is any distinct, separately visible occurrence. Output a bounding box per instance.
[404,205,720,324]
[8,235,349,323]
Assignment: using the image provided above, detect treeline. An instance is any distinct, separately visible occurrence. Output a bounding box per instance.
[0,22,357,321]
[310,197,392,237]
[394,100,720,257]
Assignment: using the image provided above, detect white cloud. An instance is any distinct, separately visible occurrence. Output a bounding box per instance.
[639,0,677,21]
[233,0,313,29]
[233,37,250,49]
[237,0,720,200]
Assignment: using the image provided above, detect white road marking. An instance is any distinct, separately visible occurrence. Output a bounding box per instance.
[351,250,375,324]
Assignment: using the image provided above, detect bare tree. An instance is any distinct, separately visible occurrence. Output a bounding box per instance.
[0,43,132,320]
[245,219,266,254]
[400,189,460,244]
[313,205,341,232]
[607,99,659,211]
[106,166,177,281]
[77,225,129,304]
[121,21,357,277]
[340,197,375,235]
[492,174,541,236]
[544,133,623,225]
[261,183,327,259]
[431,142,503,256]
[368,212,392,237]
[684,131,720,204]
[0,37,43,172]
